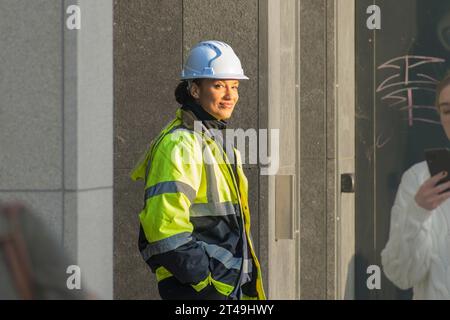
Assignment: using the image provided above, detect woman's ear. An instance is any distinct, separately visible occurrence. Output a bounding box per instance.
[190,83,200,99]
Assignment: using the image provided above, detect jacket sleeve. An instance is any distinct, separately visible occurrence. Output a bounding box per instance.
[138,132,210,285]
[381,167,433,290]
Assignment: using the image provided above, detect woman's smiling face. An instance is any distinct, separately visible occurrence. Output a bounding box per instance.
[438,83,450,140]
[190,79,239,121]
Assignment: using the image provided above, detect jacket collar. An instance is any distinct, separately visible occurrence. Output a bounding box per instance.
[180,101,227,131]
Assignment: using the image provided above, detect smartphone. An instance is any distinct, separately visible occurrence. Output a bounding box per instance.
[425,148,450,191]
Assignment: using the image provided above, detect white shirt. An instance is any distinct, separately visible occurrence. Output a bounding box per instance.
[381,161,450,299]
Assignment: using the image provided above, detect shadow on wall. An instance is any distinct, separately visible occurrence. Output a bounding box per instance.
[343,255,355,300]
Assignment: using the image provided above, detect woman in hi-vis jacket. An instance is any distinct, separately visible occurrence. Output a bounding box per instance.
[131,41,266,300]
[382,73,450,299]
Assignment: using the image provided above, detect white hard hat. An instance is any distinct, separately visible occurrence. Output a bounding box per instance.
[181,40,249,80]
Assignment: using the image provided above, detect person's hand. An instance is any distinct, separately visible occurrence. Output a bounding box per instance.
[415,171,450,211]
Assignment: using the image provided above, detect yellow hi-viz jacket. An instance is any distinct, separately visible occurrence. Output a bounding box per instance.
[131,108,266,300]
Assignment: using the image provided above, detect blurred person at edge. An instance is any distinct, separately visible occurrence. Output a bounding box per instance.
[382,73,450,299]
[0,202,88,299]
[131,41,266,300]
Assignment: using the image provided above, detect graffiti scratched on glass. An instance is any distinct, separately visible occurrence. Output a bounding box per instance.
[376,56,446,147]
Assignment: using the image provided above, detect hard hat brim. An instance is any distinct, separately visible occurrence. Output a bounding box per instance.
[180,74,249,80]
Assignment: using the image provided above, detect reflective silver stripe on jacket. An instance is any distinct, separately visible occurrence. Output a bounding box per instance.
[190,202,238,217]
[140,232,193,260]
[145,181,196,203]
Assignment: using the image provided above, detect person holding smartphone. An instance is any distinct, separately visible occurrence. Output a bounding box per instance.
[381,74,450,299]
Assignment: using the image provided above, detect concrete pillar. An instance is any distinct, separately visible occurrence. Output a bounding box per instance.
[336,0,355,299]
[64,0,114,299]
[0,0,64,239]
[0,0,114,299]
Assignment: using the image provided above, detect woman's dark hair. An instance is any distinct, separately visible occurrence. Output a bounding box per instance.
[175,79,202,105]
[436,72,450,111]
